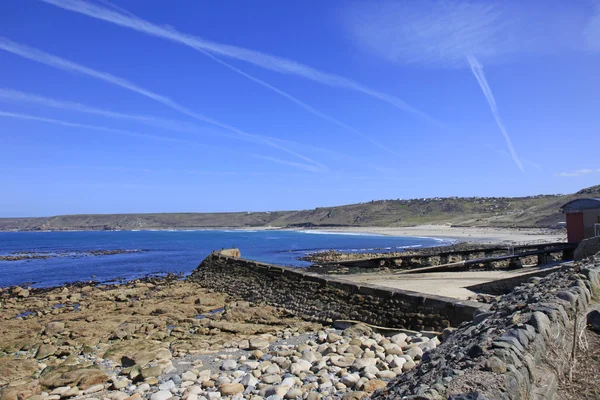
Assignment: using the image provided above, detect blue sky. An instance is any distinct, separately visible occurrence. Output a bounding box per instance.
[1,0,599,217]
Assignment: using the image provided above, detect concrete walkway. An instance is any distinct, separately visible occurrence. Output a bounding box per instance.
[342,265,562,300]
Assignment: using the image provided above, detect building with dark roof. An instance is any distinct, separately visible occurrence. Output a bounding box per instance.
[560,198,600,242]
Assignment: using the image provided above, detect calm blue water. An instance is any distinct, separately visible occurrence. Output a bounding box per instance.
[0,230,448,288]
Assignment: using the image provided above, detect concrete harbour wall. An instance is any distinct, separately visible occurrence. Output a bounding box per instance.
[188,250,485,332]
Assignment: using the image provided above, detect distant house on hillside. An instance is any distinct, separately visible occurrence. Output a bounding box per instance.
[561,198,600,242]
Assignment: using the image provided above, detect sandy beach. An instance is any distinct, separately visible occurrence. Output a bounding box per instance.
[297,225,566,244]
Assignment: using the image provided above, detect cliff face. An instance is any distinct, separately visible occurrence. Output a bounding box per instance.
[1,185,599,232]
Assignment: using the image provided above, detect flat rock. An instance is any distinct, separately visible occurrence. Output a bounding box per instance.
[342,392,369,400]
[352,358,377,370]
[290,360,312,375]
[150,391,173,400]
[342,324,373,339]
[376,370,396,379]
[39,365,109,390]
[182,371,197,381]
[219,383,244,395]
[284,388,303,399]
[331,356,355,368]
[221,359,238,371]
[262,374,282,384]
[83,384,104,394]
[0,358,39,386]
[249,338,270,350]
[36,344,57,360]
[158,380,175,391]
[45,321,65,336]
[327,333,343,343]
[363,379,387,393]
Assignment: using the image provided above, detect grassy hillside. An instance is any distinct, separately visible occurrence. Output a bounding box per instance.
[1,185,598,231]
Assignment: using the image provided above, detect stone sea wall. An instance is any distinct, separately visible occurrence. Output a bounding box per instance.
[188,250,484,332]
[371,254,600,400]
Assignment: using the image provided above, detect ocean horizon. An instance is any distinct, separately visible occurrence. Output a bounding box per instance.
[0,229,450,288]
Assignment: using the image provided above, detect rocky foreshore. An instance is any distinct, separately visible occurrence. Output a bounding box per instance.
[0,250,147,262]
[0,276,444,400]
[5,251,598,400]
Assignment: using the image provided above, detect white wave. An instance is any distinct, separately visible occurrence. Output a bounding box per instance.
[216,229,259,233]
[298,230,384,237]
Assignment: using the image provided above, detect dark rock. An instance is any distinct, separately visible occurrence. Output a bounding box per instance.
[466,345,485,359]
[587,310,600,333]
[473,312,494,325]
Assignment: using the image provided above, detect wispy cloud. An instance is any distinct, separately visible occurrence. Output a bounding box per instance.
[0,88,201,134]
[38,0,435,123]
[467,55,523,172]
[250,154,323,173]
[556,168,598,177]
[342,2,600,170]
[344,1,536,171]
[344,1,599,68]
[584,2,600,52]
[0,37,326,172]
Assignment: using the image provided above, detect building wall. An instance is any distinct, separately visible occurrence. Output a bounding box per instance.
[583,209,600,238]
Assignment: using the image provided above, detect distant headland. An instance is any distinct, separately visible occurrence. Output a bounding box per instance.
[1,185,598,232]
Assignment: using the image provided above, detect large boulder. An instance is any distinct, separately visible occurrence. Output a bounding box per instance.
[102,340,171,367]
[39,365,109,389]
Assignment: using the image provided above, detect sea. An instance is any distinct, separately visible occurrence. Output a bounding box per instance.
[0,230,450,288]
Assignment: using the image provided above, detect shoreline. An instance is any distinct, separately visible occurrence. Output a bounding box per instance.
[0,225,566,245]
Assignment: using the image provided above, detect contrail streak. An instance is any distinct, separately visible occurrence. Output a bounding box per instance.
[250,155,323,173]
[0,110,323,172]
[38,0,435,122]
[466,55,524,172]
[0,110,197,145]
[0,88,201,134]
[0,88,366,170]
[0,37,326,171]
[196,49,398,155]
